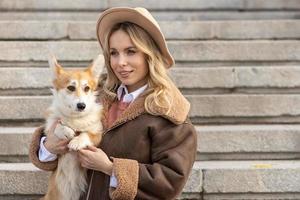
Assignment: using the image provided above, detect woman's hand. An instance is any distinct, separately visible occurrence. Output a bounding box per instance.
[78,146,113,176]
[44,120,69,155]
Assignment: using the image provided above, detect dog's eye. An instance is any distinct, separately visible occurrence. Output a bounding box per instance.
[84,86,90,92]
[67,86,76,92]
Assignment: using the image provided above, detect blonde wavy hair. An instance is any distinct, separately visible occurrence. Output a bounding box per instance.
[102,22,177,115]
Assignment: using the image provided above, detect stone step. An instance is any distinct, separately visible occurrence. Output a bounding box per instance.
[0,95,300,123]
[197,160,300,200]
[1,0,299,11]
[0,11,299,21]
[1,66,300,91]
[0,20,299,40]
[188,94,300,118]
[1,125,300,162]
[0,127,34,162]
[0,163,48,200]
[0,41,299,62]
[171,66,300,90]
[1,161,300,199]
[198,125,300,160]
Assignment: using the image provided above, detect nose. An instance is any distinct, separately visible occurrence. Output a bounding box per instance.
[118,54,127,67]
[77,102,86,111]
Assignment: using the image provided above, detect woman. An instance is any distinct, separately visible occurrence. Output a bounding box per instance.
[29,7,197,200]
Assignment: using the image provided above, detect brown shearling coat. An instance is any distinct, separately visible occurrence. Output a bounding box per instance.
[29,87,197,200]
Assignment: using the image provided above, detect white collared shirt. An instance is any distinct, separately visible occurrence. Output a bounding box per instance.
[39,136,57,162]
[117,84,147,103]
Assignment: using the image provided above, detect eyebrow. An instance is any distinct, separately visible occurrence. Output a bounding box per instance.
[110,46,137,51]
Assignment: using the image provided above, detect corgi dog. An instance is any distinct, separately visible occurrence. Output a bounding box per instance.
[43,55,104,200]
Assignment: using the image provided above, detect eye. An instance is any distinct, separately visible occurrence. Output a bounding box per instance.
[67,85,76,92]
[110,50,118,56]
[84,86,90,92]
[127,49,136,55]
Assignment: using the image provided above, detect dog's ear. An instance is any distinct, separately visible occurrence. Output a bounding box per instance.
[48,54,64,79]
[86,54,105,80]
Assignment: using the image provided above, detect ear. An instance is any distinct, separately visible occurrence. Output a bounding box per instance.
[48,54,64,79]
[86,54,105,80]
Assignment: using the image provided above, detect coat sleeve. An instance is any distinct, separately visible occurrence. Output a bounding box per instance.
[28,126,58,171]
[109,121,197,200]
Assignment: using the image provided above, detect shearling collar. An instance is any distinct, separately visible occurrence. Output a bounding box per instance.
[100,86,190,131]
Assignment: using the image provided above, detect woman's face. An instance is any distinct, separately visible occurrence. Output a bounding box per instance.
[109,29,149,93]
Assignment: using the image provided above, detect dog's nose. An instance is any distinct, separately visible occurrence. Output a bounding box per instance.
[77,103,86,111]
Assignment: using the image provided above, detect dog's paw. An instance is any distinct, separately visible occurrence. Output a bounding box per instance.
[54,124,75,140]
[68,135,92,151]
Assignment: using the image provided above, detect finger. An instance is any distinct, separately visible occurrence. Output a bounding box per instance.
[79,148,89,155]
[78,150,84,157]
[78,153,84,162]
[59,146,68,154]
[78,154,90,166]
[59,139,69,145]
[63,146,69,152]
[86,145,98,152]
[81,162,88,168]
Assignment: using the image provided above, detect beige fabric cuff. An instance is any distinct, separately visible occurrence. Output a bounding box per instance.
[110,158,139,200]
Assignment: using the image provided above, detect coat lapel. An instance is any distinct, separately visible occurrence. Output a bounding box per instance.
[100,92,146,132]
[99,84,190,133]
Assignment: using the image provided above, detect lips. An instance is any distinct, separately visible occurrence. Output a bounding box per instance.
[119,70,133,78]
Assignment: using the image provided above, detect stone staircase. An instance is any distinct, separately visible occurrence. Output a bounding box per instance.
[0,0,300,199]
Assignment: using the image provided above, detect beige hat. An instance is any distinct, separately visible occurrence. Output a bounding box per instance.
[96,7,175,68]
